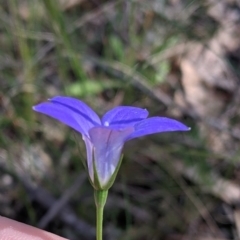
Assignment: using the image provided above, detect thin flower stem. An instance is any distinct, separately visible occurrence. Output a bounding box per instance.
[96,204,104,240]
[94,190,108,240]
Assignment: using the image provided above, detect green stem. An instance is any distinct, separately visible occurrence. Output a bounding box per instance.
[94,190,108,240]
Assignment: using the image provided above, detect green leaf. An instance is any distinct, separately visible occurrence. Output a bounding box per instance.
[66,80,120,97]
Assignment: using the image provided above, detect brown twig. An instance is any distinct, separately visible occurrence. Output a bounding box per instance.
[0,160,95,239]
[37,173,87,228]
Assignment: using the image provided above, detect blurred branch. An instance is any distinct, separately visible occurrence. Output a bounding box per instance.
[24,179,95,239]
[37,173,87,228]
[0,160,95,239]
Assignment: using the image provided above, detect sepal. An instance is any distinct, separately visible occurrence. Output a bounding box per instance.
[91,154,124,191]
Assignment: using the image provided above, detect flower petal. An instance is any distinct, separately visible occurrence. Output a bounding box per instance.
[33,101,97,136]
[50,96,101,126]
[89,126,134,186]
[33,97,101,136]
[102,106,148,128]
[127,117,190,141]
[33,102,85,134]
[82,135,94,182]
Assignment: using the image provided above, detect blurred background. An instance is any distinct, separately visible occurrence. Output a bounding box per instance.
[0,0,240,239]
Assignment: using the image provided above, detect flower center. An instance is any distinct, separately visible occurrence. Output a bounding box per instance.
[104,121,109,126]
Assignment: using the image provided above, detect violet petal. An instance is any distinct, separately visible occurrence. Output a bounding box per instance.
[50,96,101,126]
[33,102,95,136]
[127,117,190,141]
[89,126,134,186]
[82,135,94,182]
[102,106,148,128]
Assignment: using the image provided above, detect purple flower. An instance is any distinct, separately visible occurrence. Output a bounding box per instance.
[33,96,190,189]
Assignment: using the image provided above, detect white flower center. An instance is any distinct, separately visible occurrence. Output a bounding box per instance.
[104,121,109,126]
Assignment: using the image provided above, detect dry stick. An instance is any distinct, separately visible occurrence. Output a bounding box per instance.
[22,178,95,239]
[37,173,87,228]
[0,161,95,239]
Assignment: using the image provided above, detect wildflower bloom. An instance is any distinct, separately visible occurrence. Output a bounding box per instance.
[33,96,189,190]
